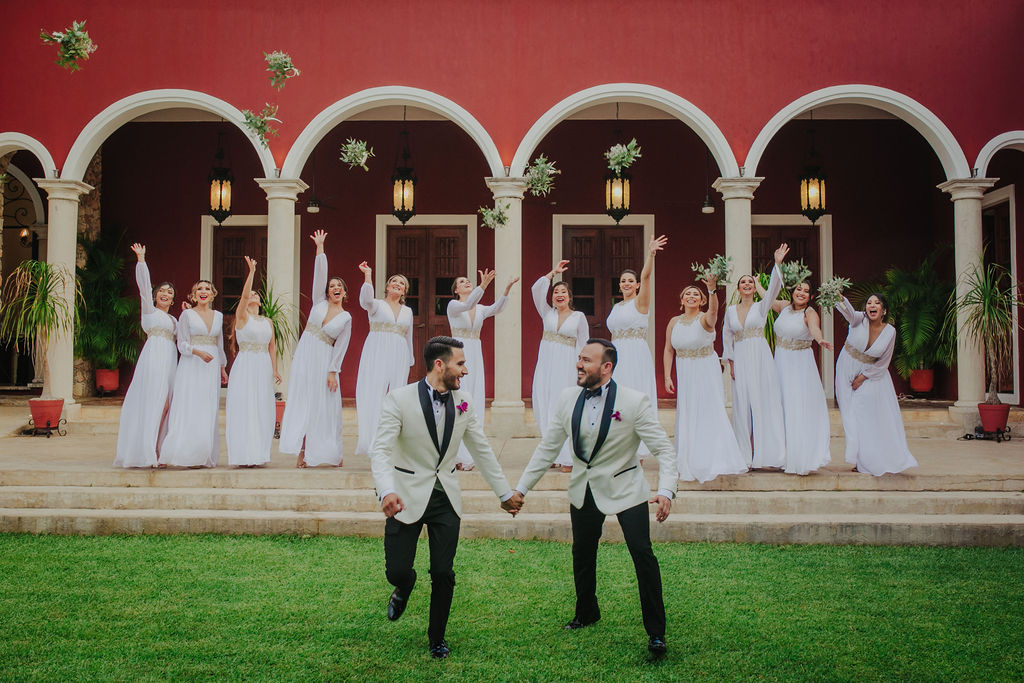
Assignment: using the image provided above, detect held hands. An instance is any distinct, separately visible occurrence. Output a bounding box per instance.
[649,495,672,523]
[130,243,145,261]
[310,229,327,248]
[326,371,339,393]
[774,242,790,265]
[381,493,405,518]
[550,259,570,278]
[649,234,668,255]
[502,491,525,516]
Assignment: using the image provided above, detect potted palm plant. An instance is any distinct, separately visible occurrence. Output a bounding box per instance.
[0,260,80,428]
[75,229,141,394]
[949,260,1023,432]
[259,280,298,435]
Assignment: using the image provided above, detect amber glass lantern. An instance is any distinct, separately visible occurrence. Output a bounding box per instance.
[604,171,630,223]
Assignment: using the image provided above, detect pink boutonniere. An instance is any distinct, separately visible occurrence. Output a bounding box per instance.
[611,411,622,422]
[457,401,468,415]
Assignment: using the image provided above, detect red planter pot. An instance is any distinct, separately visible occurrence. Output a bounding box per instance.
[909,369,934,394]
[95,368,120,393]
[978,402,1011,433]
[29,398,64,429]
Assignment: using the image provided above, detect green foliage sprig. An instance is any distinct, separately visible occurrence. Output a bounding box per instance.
[40,20,97,71]
[339,138,374,171]
[478,202,509,230]
[691,254,733,284]
[605,138,642,175]
[264,51,300,90]
[258,280,298,359]
[525,155,561,197]
[242,104,281,148]
[75,230,140,370]
[817,276,852,310]
[780,260,813,289]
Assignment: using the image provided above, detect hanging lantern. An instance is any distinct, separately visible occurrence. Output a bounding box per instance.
[208,132,233,224]
[392,129,416,225]
[604,170,630,223]
[799,116,827,225]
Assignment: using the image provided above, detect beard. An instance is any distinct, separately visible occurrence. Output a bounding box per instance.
[576,367,602,389]
[441,367,462,391]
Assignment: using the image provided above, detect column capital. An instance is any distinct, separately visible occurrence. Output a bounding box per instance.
[712,177,764,201]
[35,179,93,202]
[938,177,998,202]
[485,176,526,200]
[255,178,309,202]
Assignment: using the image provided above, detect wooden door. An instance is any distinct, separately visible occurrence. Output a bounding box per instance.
[213,227,267,370]
[562,226,644,332]
[387,226,467,376]
[752,225,819,280]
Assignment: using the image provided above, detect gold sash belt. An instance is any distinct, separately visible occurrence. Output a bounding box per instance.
[776,338,813,351]
[542,331,576,347]
[676,345,714,359]
[369,321,408,337]
[733,326,765,342]
[844,342,879,365]
[451,327,480,340]
[190,334,218,346]
[611,327,647,341]
[304,321,337,346]
[147,328,174,342]
[238,342,269,354]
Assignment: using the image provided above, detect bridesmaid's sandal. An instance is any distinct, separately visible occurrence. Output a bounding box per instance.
[296,452,307,468]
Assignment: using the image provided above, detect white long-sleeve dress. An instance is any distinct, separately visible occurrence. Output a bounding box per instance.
[113,262,178,468]
[160,308,226,467]
[278,253,352,466]
[607,298,659,456]
[355,282,414,455]
[835,298,917,476]
[225,315,275,466]
[773,306,832,475]
[531,276,589,466]
[670,315,748,482]
[722,264,786,468]
[447,286,508,466]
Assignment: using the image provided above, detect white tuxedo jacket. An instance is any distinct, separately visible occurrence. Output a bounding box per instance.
[370,379,512,524]
[517,380,677,515]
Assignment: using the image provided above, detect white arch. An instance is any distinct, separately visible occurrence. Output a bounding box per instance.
[63,89,276,181]
[282,86,504,179]
[745,84,970,180]
[975,131,1024,177]
[4,163,48,224]
[0,132,58,179]
[509,83,739,178]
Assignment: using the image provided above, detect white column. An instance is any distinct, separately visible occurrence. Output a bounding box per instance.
[712,177,763,302]
[938,178,997,408]
[256,178,308,395]
[34,179,93,412]
[485,176,527,436]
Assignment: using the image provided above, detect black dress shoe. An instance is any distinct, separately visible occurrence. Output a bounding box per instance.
[563,615,600,630]
[648,635,667,656]
[386,588,408,621]
[429,640,450,659]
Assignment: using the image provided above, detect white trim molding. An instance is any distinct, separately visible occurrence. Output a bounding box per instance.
[975,131,1024,178]
[0,132,58,179]
[745,84,970,181]
[511,84,739,178]
[64,89,277,181]
[283,87,504,179]
[982,184,1018,404]
[373,214,479,292]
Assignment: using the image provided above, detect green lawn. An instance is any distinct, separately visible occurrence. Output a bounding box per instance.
[0,534,1021,682]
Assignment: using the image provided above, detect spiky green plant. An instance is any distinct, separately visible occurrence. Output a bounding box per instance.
[258,280,298,359]
[0,260,81,398]
[75,229,141,371]
[882,250,956,379]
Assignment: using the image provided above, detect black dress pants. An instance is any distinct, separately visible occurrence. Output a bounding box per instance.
[384,486,461,644]
[569,484,666,636]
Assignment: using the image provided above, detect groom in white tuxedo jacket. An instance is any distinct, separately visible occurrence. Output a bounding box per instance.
[370,336,520,660]
[510,338,677,657]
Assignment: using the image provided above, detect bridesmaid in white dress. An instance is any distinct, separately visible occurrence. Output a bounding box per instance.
[354,262,414,455]
[531,260,590,471]
[722,242,788,468]
[279,230,352,468]
[663,274,747,482]
[226,255,281,467]
[160,279,228,467]
[759,279,833,475]
[114,243,178,468]
[834,293,917,476]
[447,267,519,470]
[607,235,666,457]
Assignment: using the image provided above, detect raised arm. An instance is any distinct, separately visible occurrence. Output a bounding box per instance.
[702,275,720,331]
[358,261,377,314]
[836,296,864,327]
[531,275,553,318]
[662,318,677,394]
[755,243,788,318]
[311,230,328,306]
[131,244,155,316]
[635,235,666,315]
[447,285,485,316]
[754,276,787,314]
[236,256,257,330]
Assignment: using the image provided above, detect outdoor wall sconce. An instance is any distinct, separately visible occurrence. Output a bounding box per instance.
[392,129,416,225]
[605,171,630,224]
[799,112,827,224]
[208,131,233,225]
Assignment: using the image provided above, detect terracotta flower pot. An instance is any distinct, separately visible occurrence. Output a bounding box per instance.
[95,368,120,393]
[978,402,1011,433]
[29,398,64,429]
[909,369,934,394]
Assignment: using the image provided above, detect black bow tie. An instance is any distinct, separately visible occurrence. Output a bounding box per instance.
[583,387,603,400]
[434,391,451,405]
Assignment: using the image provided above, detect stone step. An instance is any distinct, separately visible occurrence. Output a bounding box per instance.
[1,507,1021,546]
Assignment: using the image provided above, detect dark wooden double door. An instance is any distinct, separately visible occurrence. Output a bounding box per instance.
[562,226,645,332]
[213,227,267,371]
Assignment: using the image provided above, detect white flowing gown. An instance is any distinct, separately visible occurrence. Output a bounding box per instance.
[113,262,178,468]
[448,286,508,466]
[530,276,589,466]
[607,298,659,456]
[773,306,832,475]
[722,264,787,468]
[278,253,352,465]
[670,316,748,482]
[225,316,275,466]
[160,308,226,467]
[355,282,414,455]
[835,298,917,476]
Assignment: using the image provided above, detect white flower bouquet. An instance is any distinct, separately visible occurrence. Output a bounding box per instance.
[691,254,733,285]
[817,276,852,309]
[478,203,508,230]
[525,154,561,197]
[242,104,281,148]
[40,20,97,72]
[339,138,374,171]
[780,260,812,289]
[264,51,300,90]
[605,138,642,175]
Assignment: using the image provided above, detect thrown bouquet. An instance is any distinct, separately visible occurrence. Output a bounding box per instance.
[691,254,733,285]
[242,104,281,148]
[478,202,509,230]
[264,51,301,90]
[779,260,812,289]
[525,155,561,197]
[604,139,642,175]
[816,276,852,309]
[40,20,97,71]
[339,138,374,171]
